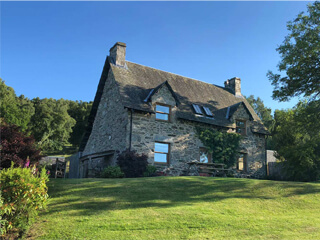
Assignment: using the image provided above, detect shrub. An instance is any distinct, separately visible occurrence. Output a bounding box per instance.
[0,163,49,237]
[143,165,158,177]
[117,150,148,178]
[0,122,42,169]
[100,166,124,178]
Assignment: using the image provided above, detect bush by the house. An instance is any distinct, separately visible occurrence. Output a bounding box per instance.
[117,150,148,178]
[0,163,49,238]
[143,165,158,177]
[0,122,42,169]
[100,166,124,178]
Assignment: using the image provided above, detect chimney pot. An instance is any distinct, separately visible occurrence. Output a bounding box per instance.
[109,42,126,67]
[224,77,242,97]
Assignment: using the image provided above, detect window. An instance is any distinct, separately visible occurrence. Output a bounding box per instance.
[199,148,211,163]
[155,104,171,121]
[154,142,170,164]
[203,107,213,117]
[237,153,247,172]
[236,120,246,135]
[192,104,203,115]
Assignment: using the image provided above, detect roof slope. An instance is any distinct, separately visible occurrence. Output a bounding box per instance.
[111,61,268,134]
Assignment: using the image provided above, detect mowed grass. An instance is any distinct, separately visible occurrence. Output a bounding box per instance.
[27,177,320,239]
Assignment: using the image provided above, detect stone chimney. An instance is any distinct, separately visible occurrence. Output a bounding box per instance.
[224,77,242,97]
[109,42,126,67]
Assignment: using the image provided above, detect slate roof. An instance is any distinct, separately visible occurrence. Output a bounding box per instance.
[112,61,268,130]
[79,58,269,151]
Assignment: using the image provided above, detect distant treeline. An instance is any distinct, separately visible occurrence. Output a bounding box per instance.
[0,79,92,153]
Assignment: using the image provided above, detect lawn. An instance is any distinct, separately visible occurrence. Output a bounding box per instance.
[26,177,320,239]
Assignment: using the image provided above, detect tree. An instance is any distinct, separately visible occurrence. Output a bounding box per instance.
[245,95,274,131]
[30,98,76,152]
[0,80,35,132]
[16,95,35,132]
[272,101,320,181]
[67,100,92,147]
[196,128,241,168]
[245,95,275,150]
[267,2,320,101]
[0,122,42,169]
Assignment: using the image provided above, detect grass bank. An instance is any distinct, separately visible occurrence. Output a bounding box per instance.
[27,177,320,239]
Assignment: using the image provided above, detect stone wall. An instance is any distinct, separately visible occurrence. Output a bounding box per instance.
[80,67,129,177]
[230,104,267,178]
[130,86,266,178]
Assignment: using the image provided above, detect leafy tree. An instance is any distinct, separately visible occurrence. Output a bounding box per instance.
[67,100,92,147]
[272,101,320,181]
[17,95,35,132]
[30,98,76,152]
[0,79,20,125]
[245,95,275,150]
[267,2,320,101]
[196,128,241,168]
[0,80,35,132]
[246,95,274,131]
[0,122,42,169]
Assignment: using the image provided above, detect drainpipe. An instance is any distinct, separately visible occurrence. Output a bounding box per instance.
[129,108,133,151]
[265,135,268,177]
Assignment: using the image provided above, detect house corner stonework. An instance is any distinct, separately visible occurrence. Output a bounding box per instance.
[80,68,129,177]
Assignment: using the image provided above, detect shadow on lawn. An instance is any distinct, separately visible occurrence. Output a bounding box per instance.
[42,177,320,217]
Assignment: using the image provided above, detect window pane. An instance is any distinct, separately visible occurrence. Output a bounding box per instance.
[238,160,244,170]
[203,107,213,116]
[156,105,170,114]
[155,142,169,153]
[236,121,245,127]
[192,104,203,114]
[238,154,244,171]
[154,153,167,163]
[199,150,209,163]
[156,113,168,121]
[236,128,243,134]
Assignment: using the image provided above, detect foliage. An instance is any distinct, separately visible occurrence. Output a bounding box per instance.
[0,79,92,152]
[143,165,157,177]
[26,178,320,239]
[30,98,76,152]
[0,79,34,132]
[267,2,320,101]
[245,95,275,149]
[100,166,124,178]
[0,164,49,237]
[67,100,92,147]
[272,101,320,181]
[0,122,42,169]
[245,95,274,131]
[196,128,241,168]
[117,150,148,178]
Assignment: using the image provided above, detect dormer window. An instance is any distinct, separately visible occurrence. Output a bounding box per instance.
[156,104,171,121]
[236,120,246,135]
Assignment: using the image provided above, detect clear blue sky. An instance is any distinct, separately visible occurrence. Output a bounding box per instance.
[1,1,312,113]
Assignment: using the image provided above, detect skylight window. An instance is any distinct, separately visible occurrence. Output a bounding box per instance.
[203,107,213,117]
[192,104,203,114]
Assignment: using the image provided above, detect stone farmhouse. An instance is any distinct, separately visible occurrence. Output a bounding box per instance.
[78,42,269,178]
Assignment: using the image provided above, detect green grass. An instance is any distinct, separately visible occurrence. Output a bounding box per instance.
[26,177,320,239]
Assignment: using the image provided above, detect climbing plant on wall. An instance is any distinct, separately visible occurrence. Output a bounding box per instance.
[196,127,242,168]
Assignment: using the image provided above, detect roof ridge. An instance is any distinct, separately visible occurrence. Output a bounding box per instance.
[126,60,226,90]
